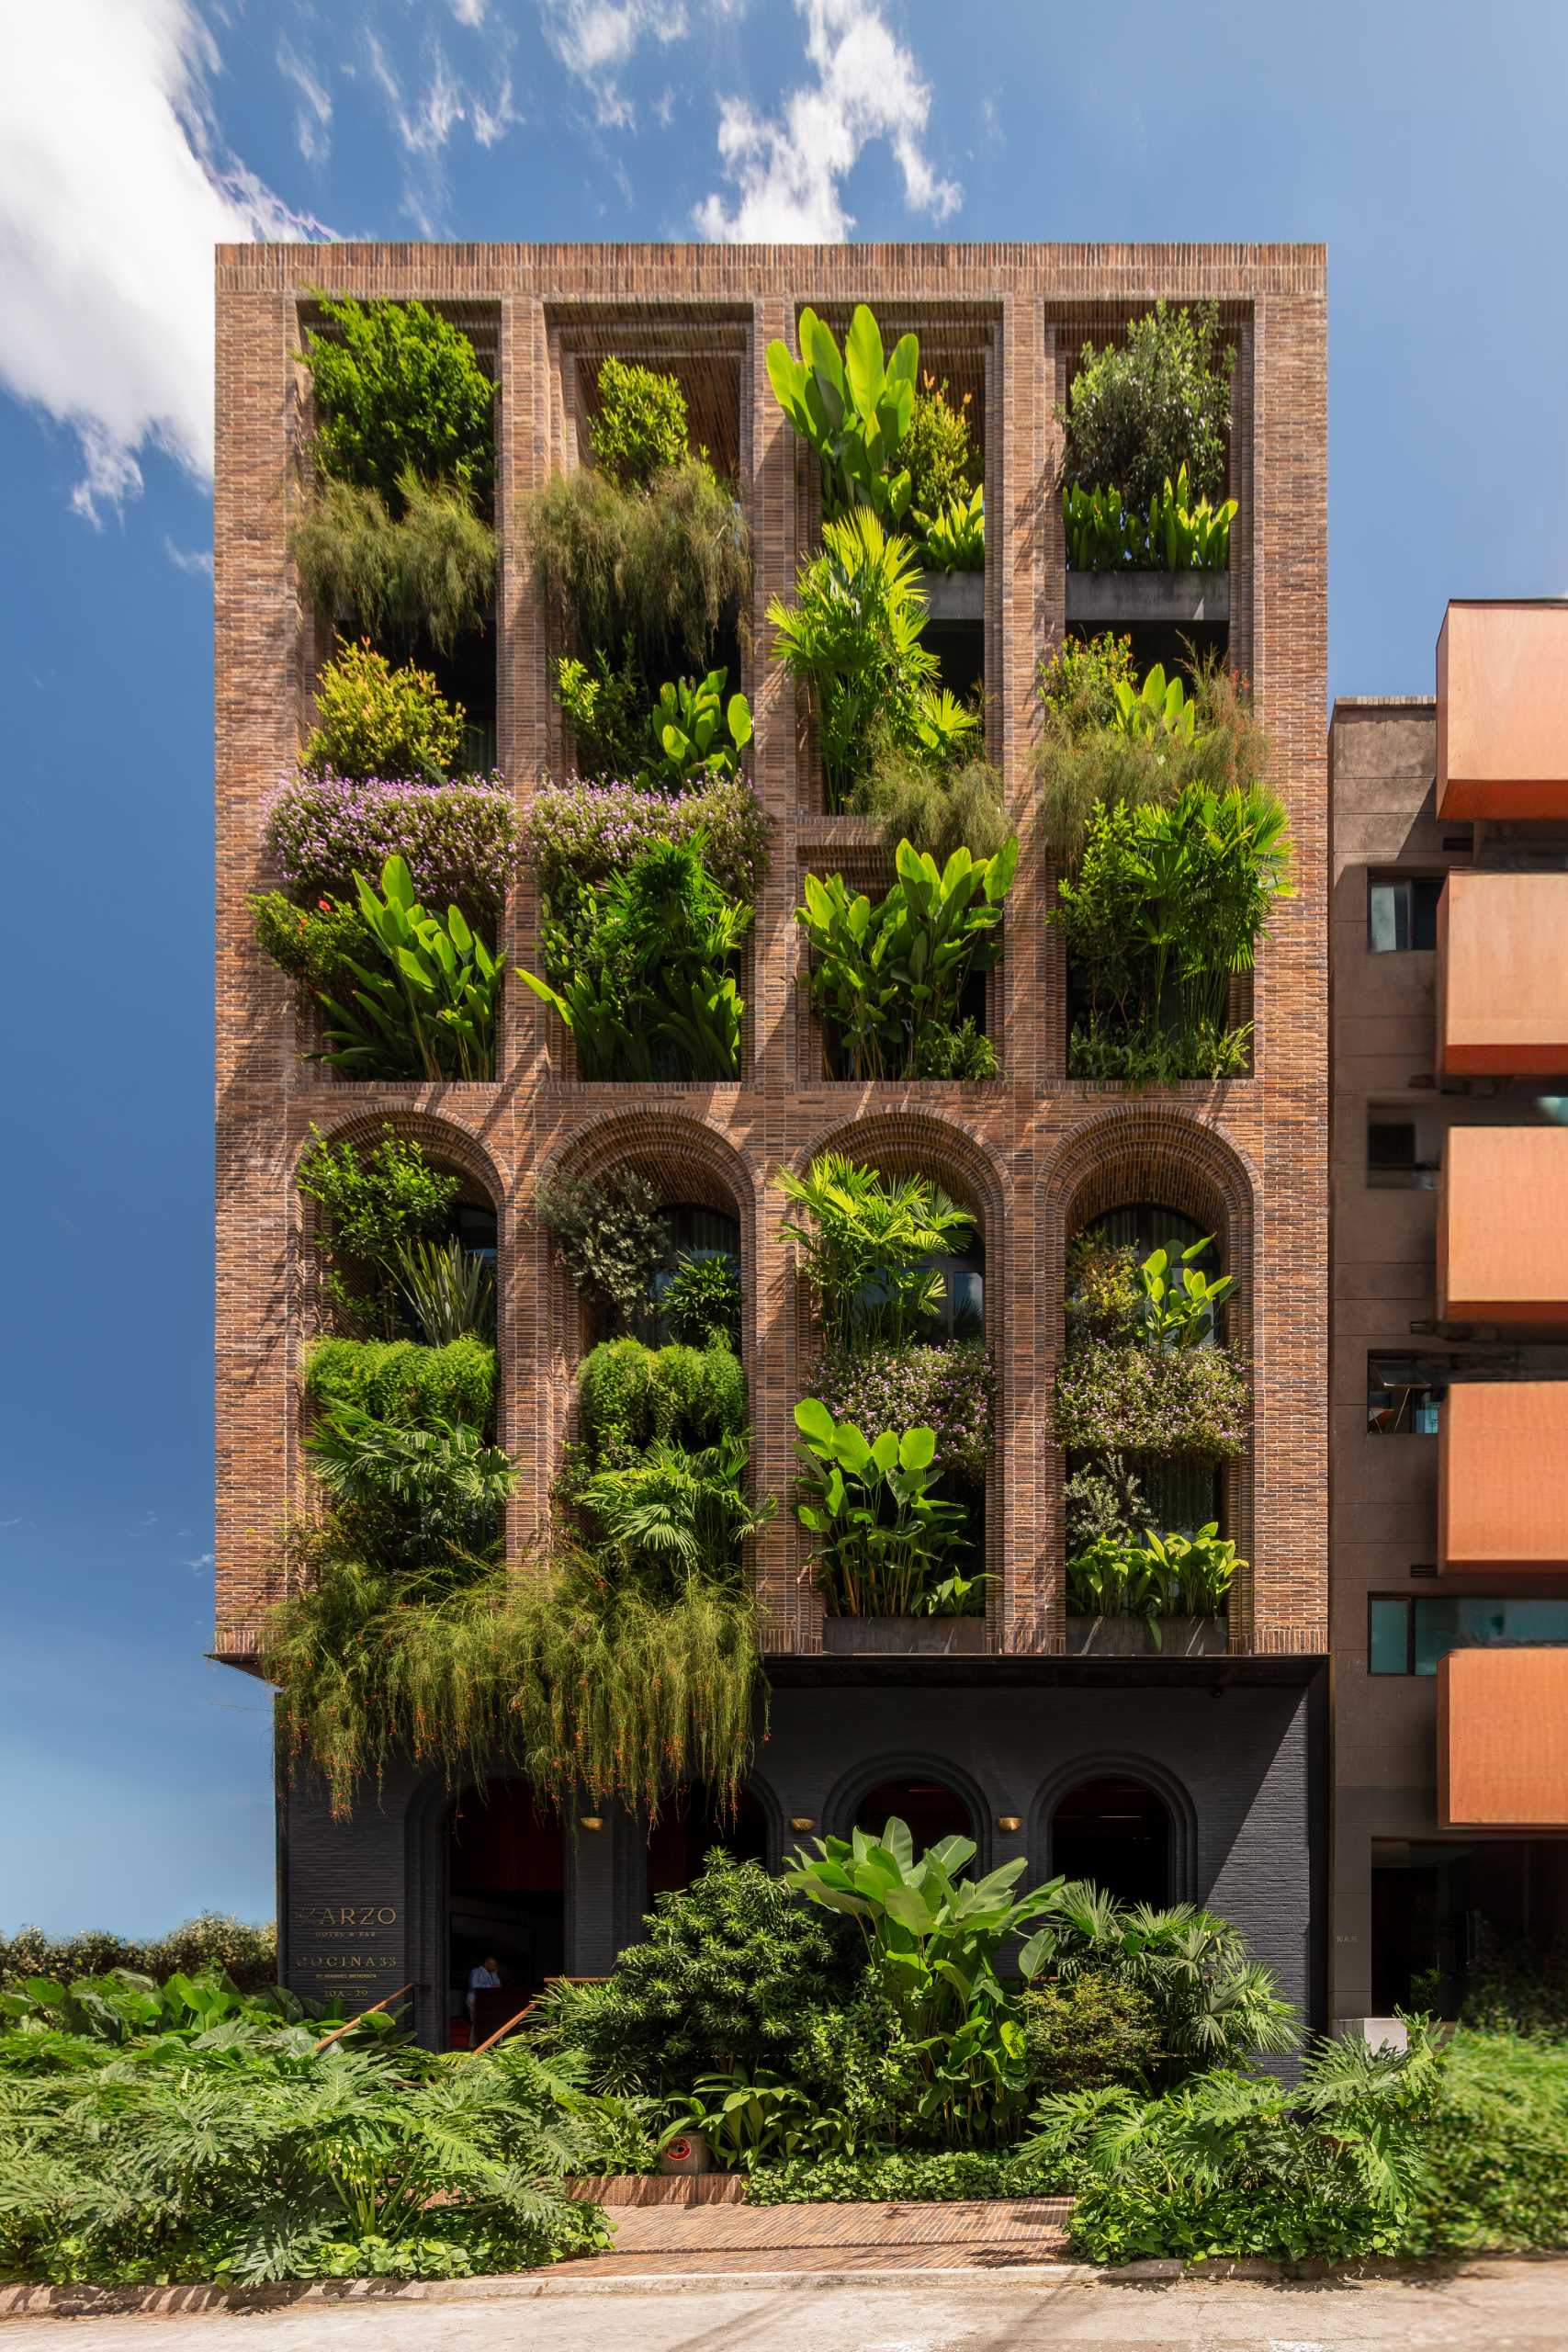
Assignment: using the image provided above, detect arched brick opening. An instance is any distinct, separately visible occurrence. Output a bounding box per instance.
[784,1112,1010,1649]
[1031,1751,1199,1906]
[824,1749,993,1876]
[1039,1110,1259,1651]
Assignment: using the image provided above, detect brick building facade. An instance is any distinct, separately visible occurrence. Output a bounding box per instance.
[215,243,1329,2045]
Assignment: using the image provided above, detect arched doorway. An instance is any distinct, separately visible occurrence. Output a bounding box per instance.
[854,1775,976,1856]
[446,1781,565,2043]
[1051,1775,1172,1906]
[646,1782,769,1895]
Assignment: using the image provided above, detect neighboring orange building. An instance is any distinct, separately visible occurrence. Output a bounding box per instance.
[1331,601,1568,2026]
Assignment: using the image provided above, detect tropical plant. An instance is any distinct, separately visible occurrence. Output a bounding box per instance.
[846,741,1008,863]
[577,1339,747,1467]
[814,1340,993,1487]
[0,1918,276,1996]
[300,294,495,509]
[292,469,497,656]
[766,303,919,523]
[1061,466,1235,571]
[1064,1522,1241,1632]
[306,1405,514,1558]
[303,1334,496,1432]
[646,669,754,787]
[798,836,1017,1080]
[551,640,648,779]
[915,483,985,572]
[902,375,981,525]
[1021,1971,1164,2098]
[776,1153,975,1349]
[1129,1238,1236,1349]
[784,1818,1063,2145]
[1063,300,1234,514]
[303,855,501,1082]
[587,356,692,488]
[524,456,750,687]
[660,1251,742,1349]
[521,838,750,1081]
[1053,1339,1248,1459]
[570,1436,770,1589]
[393,1235,496,1347]
[534,1165,671,1332]
[252,890,370,1002]
[528,775,768,905]
[1111,658,1195,743]
[1053,785,1293,1079]
[793,1399,969,1617]
[297,1125,459,1340]
[302,640,466,783]
[264,1534,761,1819]
[265,772,519,922]
[690,2069,811,2165]
[530,1852,860,2095]
[769,508,970,808]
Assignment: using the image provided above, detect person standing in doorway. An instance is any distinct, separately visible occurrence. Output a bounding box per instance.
[466,1954,501,2029]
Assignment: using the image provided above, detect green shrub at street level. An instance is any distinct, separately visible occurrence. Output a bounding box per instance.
[0,1918,276,1995]
[1406,2029,1568,2253]
[1021,1971,1163,2096]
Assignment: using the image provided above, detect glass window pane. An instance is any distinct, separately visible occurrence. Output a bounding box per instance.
[1412,878,1444,950]
[1370,1598,1411,1674]
[1369,881,1404,953]
[1413,1599,1462,1675]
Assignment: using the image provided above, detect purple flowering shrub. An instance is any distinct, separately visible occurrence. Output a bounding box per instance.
[814,1340,994,1487]
[1052,1339,1247,1460]
[528,777,769,907]
[265,774,519,919]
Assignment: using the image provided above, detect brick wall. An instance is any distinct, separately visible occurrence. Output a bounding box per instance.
[215,243,1328,1667]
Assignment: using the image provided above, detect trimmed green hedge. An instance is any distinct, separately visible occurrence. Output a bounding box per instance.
[302,1335,496,1430]
[749,2148,1068,2204]
[577,1339,746,1469]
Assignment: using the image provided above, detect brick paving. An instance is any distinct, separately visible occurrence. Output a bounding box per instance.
[538,2197,1075,2276]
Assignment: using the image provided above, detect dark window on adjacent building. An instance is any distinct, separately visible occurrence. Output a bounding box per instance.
[1368,873,1443,952]
[1367,1354,1447,1433]
[1367,1118,1440,1190]
[1369,1594,1568,1674]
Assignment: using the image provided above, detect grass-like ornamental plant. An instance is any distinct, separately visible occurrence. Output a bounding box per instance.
[393,1234,496,1347]
[303,1334,496,1431]
[1062,465,1236,571]
[262,1535,761,1820]
[577,1339,746,1467]
[793,1400,971,1618]
[798,836,1016,1081]
[814,1340,993,1487]
[776,1153,976,1349]
[292,470,497,658]
[526,775,768,906]
[846,744,1008,864]
[1063,300,1234,515]
[265,774,519,922]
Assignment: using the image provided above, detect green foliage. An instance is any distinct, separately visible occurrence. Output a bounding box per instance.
[578,1339,747,1467]
[1066,1521,1242,1629]
[569,1437,769,1590]
[394,1234,495,1346]
[846,742,1008,863]
[303,639,465,783]
[1053,1339,1249,1460]
[1062,466,1236,571]
[301,295,495,509]
[1021,1971,1163,2098]
[647,669,753,788]
[534,1852,860,2095]
[775,1152,975,1349]
[297,1125,459,1340]
[903,375,981,525]
[251,889,368,998]
[1034,2027,1441,2267]
[587,356,691,489]
[1039,630,1139,728]
[911,1018,999,1080]
[264,1537,760,1819]
[784,1818,1061,2147]
[1458,1939,1568,2039]
[305,1405,514,1561]
[661,1251,742,1349]
[769,508,976,808]
[798,835,1016,1080]
[0,2009,608,2285]
[815,1340,994,1487]
[766,303,919,524]
[521,838,750,1081]
[0,1968,320,2051]
[1070,1234,1235,1351]
[1054,785,1293,1080]
[1111,659,1196,744]
[1064,301,1234,513]
[0,1920,276,1997]
[305,854,502,1082]
[292,470,497,657]
[534,1164,671,1332]
[793,1399,970,1618]
[1407,2029,1568,2254]
[552,641,649,779]
[915,484,985,573]
[749,2146,1064,2203]
[303,1335,496,1432]
[524,456,750,688]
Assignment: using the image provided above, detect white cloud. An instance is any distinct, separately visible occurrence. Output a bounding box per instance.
[277,37,333,164]
[694,0,960,243]
[164,535,214,575]
[448,0,489,22]
[0,0,325,520]
[537,0,689,127]
[367,29,519,225]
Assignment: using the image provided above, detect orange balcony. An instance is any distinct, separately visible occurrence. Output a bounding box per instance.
[1438,1382,1568,1568]
[1438,871,1568,1076]
[1438,1126,1568,1323]
[1438,601,1568,820]
[1438,1647,1568,1828]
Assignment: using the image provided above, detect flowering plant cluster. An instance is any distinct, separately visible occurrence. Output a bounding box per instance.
[265,772,519,921]
[1052,1339,1247,1461]
[527,776,769,908]
[814,1340,994,1487]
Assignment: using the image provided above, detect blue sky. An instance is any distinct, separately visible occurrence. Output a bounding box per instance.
[3,0,1567,1935]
